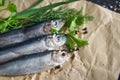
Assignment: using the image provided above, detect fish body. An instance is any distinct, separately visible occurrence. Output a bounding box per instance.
[0,19,66,48]
[0,34,66,64]
[0,50,72,75]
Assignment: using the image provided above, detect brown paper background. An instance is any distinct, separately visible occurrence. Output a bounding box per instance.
[0,0,120,80]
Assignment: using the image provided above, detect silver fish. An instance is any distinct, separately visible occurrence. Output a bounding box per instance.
[0,34,66,64]
[0,19,66,48]
[0,50,72,75]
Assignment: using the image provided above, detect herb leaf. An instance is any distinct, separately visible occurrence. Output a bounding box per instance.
[65,34,88,50]
[75,16,84,25]
[50,29,59,34]
[69,34,88,47]
[7,2,17,12]
[0,0,6,6]
[66,34,75,51]
[69,17,78,32]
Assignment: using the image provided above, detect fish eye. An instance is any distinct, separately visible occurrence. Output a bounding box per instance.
[57,36,60,41]
[61,52,66,56]
[53,21,58,28]
[54,35,61,42]
[54,21,57,25]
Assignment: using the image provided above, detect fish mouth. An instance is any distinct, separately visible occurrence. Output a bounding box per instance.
[58,19,66,30]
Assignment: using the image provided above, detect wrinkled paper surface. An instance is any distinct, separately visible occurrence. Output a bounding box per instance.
[0,0,120,80]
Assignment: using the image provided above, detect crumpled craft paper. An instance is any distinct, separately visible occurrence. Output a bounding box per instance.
[0,0,120,80]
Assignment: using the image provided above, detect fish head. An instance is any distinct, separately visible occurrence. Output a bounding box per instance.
[53,34,66,46]
[51,19,66,31]
[44,34,66,49]
[51,50,73,65]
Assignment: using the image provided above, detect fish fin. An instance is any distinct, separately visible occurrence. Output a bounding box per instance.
[48,47,54,50]
[52,65,63,74]
[70,53,75,63]
[49,68,55,75]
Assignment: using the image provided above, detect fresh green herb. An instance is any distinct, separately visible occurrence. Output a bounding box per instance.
[0,0,6,6]
[0,0,93,50]
[6,2,17,13]
[0,0,79,33]
[50,29,59,34]
[67,34,88,47]
[58,8,93,50]
[15,0,79,19]
[66,34,88,51]
[51,7,92,50]
[0,0,16,13]
[0,0,18,32]
[66,34,75,51]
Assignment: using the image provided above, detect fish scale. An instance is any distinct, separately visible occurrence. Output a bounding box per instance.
[0,50,72,75]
